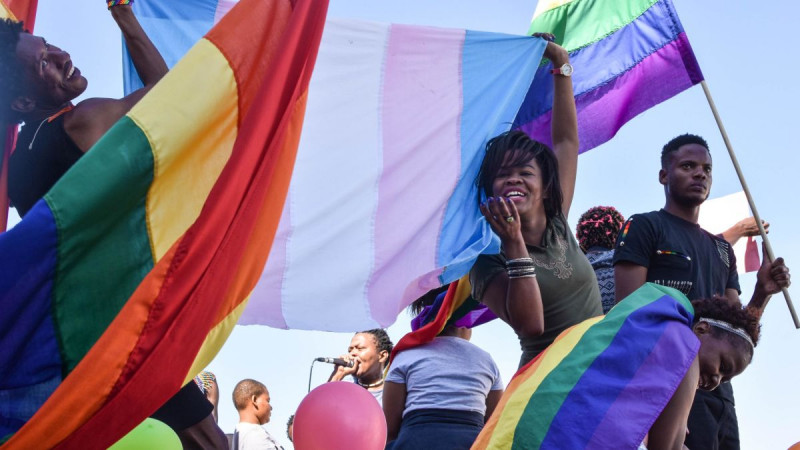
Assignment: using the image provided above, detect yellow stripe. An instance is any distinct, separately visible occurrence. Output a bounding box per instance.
[0,2,18,20]
[184,296,250,384]
[531,0,574,20]
[453,275,472,308]
[128,38,239,261]
[485,316,603,449]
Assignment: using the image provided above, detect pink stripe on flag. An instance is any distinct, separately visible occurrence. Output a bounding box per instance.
[366,24,465,325]
[242,199,290,328]
[522,33,699,152]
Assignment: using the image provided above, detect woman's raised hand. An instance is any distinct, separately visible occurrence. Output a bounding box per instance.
[480,197,523,244]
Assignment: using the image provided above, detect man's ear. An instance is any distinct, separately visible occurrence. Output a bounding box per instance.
[693,321,711,335]
[11,95,35,114]
[658,168,667,186]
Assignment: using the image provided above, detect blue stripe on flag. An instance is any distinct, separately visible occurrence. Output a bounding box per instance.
[438,31,546,283]
[123,1,220,93]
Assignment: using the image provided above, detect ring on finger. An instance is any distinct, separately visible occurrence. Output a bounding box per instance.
[505,216,515,223]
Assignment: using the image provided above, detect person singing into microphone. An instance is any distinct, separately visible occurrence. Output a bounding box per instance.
[328,329,394,404]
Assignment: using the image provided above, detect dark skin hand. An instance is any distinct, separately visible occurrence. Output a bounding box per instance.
[65,5,168,152]
[749,242,791,313]
[480,196,545,337]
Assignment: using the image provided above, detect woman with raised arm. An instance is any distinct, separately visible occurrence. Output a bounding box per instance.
[469,35,602,367]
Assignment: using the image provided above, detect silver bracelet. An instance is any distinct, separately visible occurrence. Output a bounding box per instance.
[508,272,537,279]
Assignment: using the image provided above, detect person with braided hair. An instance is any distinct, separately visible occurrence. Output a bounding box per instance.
[469,35,603,368]
[576,205,626,313]
[328,329,395,404]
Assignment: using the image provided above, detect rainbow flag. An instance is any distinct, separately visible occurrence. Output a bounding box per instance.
[0,0,327,446]
[515,0,703,152]
[0,0,38,231]
[122,4,549,331]
[473,283,699,450]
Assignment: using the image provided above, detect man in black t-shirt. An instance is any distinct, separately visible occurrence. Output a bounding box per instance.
[614,134,790,450]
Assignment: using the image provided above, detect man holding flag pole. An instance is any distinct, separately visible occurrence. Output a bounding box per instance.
[613,133,790,449]
[527,0,793,448]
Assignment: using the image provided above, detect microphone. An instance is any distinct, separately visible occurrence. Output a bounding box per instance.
[315,357,354,368]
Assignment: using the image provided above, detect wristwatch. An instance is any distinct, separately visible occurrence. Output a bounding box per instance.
[550,63,574,77]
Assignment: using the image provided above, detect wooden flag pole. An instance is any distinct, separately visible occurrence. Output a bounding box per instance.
[700,80,799,328]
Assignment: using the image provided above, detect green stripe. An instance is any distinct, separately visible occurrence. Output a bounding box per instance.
[528,0,658,52]
[511,283,690,447]
[45,116,155,373]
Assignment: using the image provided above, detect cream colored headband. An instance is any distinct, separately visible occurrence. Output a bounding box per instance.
[698,317,755,349]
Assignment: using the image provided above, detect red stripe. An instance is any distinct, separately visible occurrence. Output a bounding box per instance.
[206,0,293,127]
[0,125,17,231]
[388,280,459,366]
[4,0,38,29]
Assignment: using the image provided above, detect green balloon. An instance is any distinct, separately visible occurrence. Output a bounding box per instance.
[109,418,181,450]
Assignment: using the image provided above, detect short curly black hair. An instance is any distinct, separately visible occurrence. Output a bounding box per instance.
[661,133,710,169]
[0,18,25,123]
[357,328,394,355]
[575,205,625,252]
[286,414,294,442]
[692,297,761,360]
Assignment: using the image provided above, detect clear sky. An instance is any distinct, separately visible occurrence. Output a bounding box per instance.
[10,1,800,448]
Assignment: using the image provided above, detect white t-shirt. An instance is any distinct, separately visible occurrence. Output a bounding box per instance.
[386,336,503,416]
[235,422,284,450]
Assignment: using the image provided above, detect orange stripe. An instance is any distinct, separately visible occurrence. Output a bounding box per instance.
[206,0,292,125]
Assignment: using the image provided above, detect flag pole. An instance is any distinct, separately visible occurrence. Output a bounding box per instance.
[700,80,799,328]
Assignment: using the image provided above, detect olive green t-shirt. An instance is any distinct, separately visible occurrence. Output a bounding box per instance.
[469,217,603,367]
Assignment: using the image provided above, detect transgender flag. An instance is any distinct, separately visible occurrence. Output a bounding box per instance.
[517,0,704,152]
[125,9,546,331]
[245,21,546,330]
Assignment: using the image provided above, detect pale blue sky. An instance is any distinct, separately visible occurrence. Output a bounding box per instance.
[10,1,800,448]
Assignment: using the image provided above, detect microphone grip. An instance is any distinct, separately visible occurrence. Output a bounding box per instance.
[315,357,354,368]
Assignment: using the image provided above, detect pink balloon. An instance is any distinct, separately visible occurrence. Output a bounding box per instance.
[294,381,387,450]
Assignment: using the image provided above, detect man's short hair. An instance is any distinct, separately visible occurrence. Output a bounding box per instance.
[232,379,267,411]
[661,133,710,168]
[0,19,25,123]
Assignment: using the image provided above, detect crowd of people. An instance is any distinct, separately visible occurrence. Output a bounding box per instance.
[0,3,792,450]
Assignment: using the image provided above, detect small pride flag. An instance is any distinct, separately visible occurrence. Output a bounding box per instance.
[516,0,704,152]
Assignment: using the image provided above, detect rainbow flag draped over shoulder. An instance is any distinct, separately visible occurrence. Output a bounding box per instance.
[0,0,327,446]
[515,0,703,152]
[473,283,699,450]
